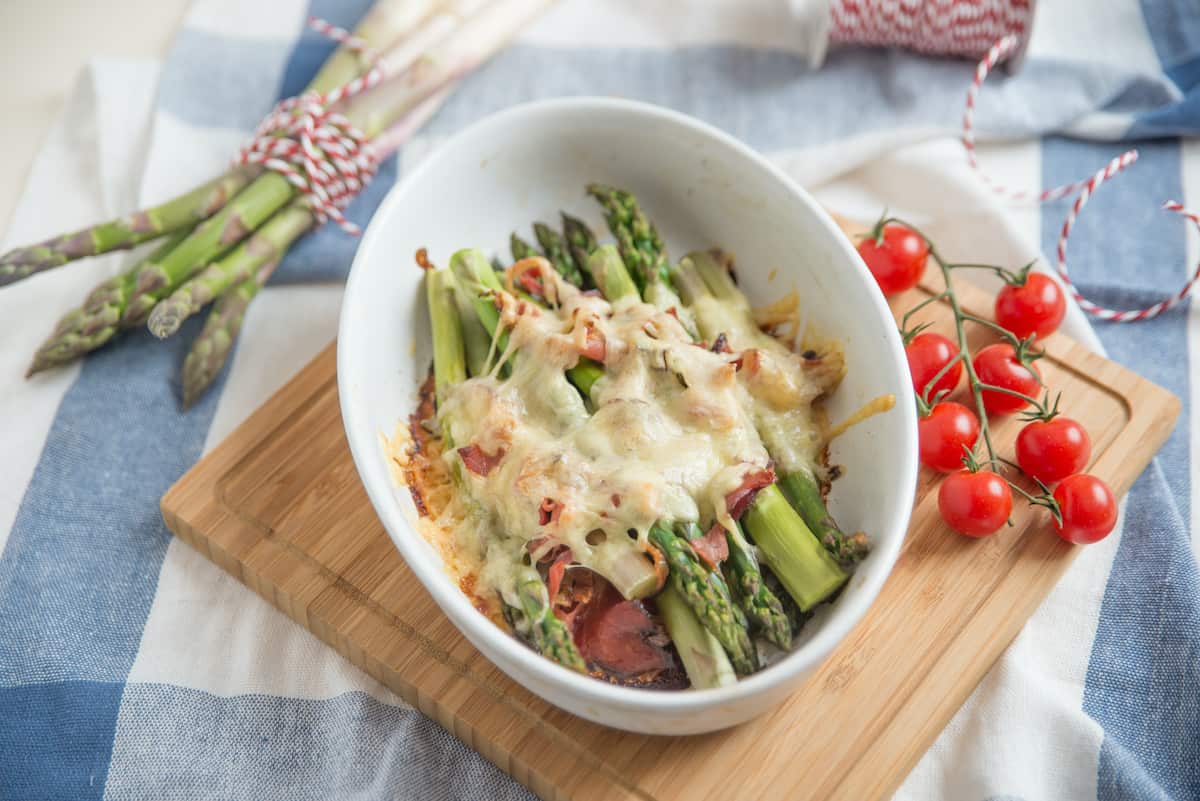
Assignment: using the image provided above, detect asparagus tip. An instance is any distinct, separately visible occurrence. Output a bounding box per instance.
[146,302,184,340]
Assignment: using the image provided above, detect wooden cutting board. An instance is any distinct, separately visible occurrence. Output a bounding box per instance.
[161,270,1178,801]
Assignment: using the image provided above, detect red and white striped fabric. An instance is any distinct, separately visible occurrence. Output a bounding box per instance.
[231,17,388,236]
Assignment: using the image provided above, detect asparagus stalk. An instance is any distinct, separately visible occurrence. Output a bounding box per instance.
[586,183,696,336]
[724,523,791,649]
[1,0,422,288]
[561,212,598,278]
[649,522,756,675]
[0,168,258,288]
[27,229,192,376]
[533,222,586,287]
[181,257,280,408]
[425,267,469,398]
[510,233,537,263]
[514,566,587,672]
[742,485,846,612]
[586,183,669,291]
[587,245,638,302]
[656,584,736,689]
[676,522,749,631]
[448,270,493,379]
[676,250,868,565]
[147,203,313,339]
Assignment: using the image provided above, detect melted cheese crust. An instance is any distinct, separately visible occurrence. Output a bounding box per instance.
[439,263,836,601]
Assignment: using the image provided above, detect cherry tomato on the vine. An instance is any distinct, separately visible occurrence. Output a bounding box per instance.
[1053,474,1118,544]
[995,273,1066,341]
[1016,417,1091,483]
[938,470,1012,537]
[858,224,929,296]
[906,332,962,401]
[973,343,1041,415]
[919,402,980,472]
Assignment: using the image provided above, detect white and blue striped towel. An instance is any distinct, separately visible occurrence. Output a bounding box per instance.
[1,1,1197,799]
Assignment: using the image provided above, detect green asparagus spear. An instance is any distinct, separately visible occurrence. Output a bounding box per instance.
[425,267,469,402]
[510,233,538,263]
[561,212,598,277]
[724,523,791,649]
[448,270,493,380]
[513,566,587,672]
[588,246,638,303]
[742,485,847,612]
[27,229,192,376]
[533,222,586,287]
[587,183,696,335]
[123,174,296,325]
[779,472,870,565]
[649,522,756,675]
[656,584,736,689]
[586,183,670,291]
[180,257,280,408]
[0,168,259,288]
[147,203,313,339]
[676,522,749,631]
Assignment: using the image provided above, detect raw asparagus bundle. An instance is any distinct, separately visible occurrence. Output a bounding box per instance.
[6,0,557,407]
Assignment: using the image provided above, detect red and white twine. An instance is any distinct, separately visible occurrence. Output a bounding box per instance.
[963,33,1200,322]
[830,0,1032,60]
[232,17,389,235]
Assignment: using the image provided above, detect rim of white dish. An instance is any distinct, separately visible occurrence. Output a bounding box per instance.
[338,96,919,714]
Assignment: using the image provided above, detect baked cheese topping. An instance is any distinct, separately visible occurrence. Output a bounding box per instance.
[438,261,838,603]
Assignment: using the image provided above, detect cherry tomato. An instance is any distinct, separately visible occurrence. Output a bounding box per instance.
[1016,417,1092,483]
[972,343,1041,415]
[938,470,1012,537]
[1053,474,1118,544]
[858,224,929,295]
[906,332,962,401]
[995,273,1066,341]
[919,402,980,472]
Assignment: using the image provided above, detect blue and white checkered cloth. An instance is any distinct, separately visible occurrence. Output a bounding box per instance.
[1,1,1197,799]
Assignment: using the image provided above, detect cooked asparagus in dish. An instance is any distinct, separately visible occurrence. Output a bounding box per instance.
[396,185,881,689]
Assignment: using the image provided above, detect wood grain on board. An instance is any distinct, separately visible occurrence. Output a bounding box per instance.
[162,269,1178,801]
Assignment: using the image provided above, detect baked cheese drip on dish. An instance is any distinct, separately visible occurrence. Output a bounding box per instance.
[437,258,844,607]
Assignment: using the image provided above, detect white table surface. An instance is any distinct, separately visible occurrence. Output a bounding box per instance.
[0,2,190,235]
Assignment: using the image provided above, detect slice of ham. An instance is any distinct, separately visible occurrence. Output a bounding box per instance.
[545,547,573,602]
[725,465,777,520]
[691,524,730,569]
[457,444,504,477]
[580,324,606,362]
[516,269,544,297]
[573,580,672,677]
[538,498,564,527]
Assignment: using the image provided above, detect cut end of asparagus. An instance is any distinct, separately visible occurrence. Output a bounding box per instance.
[147,299,187,340]
[744,485,848,613]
